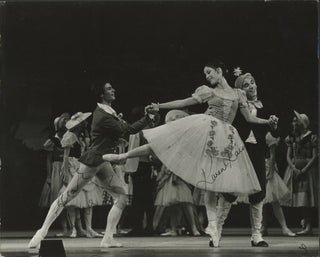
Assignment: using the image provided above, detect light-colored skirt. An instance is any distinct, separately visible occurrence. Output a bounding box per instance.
[143,114,261,195]
[264,167,290,204]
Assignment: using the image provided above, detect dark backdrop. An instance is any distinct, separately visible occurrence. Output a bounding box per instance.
[0,1,318,230]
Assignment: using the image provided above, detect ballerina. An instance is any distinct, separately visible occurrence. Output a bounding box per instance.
[103,60,278,247]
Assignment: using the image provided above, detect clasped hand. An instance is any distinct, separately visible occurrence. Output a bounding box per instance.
[145,103,159,114]
[268,115,279,128]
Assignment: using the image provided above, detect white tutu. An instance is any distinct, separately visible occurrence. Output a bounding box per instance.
[143,114,261,195]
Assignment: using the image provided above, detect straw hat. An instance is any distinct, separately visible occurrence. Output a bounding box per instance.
[294,110,309,129]
[165,110,189,124]
[66,112,92,130]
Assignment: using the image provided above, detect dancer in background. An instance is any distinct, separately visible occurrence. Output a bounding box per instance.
[260,132,295,237]
[29,81,156,248]
[103,60,278,247]
[282,111,317,235]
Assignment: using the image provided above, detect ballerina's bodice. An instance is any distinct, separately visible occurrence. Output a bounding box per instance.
[205,96,240,124]
[192,85,247,124]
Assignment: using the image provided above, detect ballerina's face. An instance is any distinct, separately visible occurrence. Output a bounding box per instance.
[204,66,221,86]
[242,76,257,101]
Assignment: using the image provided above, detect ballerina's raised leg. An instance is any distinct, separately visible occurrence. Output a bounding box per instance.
[103,144,152,162]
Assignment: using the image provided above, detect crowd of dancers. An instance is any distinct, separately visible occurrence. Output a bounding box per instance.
[29,60,318,249]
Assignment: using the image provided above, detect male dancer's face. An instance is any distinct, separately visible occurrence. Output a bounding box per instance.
[242,76,257,101]
[102,83,116,103]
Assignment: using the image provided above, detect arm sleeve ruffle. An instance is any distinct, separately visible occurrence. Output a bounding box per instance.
[191,85,213,103]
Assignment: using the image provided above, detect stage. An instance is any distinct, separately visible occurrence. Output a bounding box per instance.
[1,229,318,257]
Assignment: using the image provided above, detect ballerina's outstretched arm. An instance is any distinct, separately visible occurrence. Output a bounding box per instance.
[150,97,198,110]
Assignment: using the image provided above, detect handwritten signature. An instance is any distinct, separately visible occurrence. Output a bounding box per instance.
[196,145,245,191]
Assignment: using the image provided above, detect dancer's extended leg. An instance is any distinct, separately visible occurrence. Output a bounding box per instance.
[28,164,97,248]
[103,144,152,162]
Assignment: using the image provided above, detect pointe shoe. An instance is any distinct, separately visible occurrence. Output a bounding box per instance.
[28,229,45,249]
[205,227,219,247]
[282,228,296,237]
[86,228,103,238]
[70,227,77,238]
[100,237,123,248]
[102,153,127,163]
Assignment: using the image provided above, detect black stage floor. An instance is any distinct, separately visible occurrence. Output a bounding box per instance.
[1,229,319,257]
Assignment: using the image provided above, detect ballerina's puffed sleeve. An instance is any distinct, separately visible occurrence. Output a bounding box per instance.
[61,131,78,148]
[265,132,280,148]
[235,88,249,109]
[191,85,213,103]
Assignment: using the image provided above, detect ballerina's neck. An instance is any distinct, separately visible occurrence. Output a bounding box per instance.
[213,83,236,100]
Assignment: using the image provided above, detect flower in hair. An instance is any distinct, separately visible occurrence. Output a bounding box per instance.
[233,67,242,77]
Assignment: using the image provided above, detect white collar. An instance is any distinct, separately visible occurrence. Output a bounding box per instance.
[97,103,117,117]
